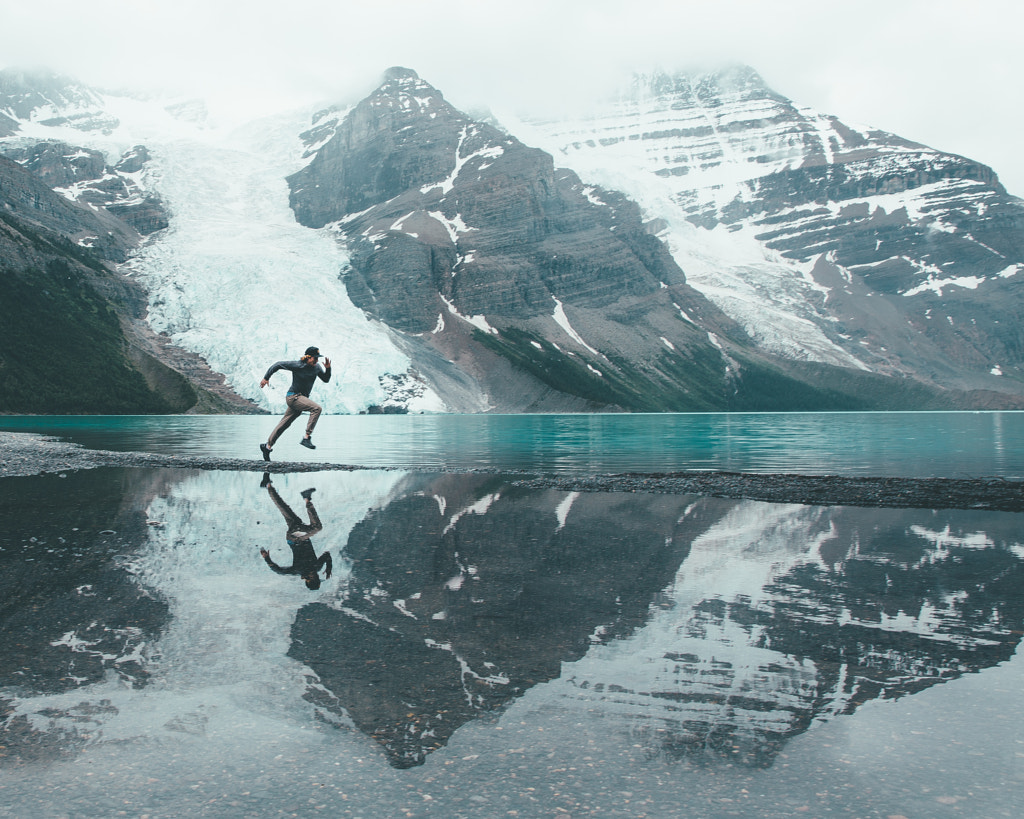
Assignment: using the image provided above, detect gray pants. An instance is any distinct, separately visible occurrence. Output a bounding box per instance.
[267,394,322,446]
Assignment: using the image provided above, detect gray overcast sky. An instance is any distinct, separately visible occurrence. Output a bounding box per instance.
[2,0,1023,194]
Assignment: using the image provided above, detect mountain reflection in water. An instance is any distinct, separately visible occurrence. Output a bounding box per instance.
[290,473,695,768]
[1,467,1022,777]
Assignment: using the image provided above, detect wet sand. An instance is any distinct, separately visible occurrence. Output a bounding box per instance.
[2,430,1022,512]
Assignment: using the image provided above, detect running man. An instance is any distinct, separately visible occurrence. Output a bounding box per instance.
[260,346,331,460]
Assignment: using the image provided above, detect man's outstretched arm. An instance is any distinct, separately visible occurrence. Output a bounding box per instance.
[260,360,292,388]
[260,548,290,575]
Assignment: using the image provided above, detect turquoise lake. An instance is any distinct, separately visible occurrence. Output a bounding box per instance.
[2,410,1022,476]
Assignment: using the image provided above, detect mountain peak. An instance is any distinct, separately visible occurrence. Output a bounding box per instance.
[382,66,420,83]
[627,63,781,107]
[288,68,478,226]
[373,66,446,112]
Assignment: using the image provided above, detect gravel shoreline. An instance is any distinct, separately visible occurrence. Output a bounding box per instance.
[2,431,1022,512]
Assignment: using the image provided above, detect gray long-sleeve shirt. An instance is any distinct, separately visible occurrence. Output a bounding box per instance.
[263,360,331,396]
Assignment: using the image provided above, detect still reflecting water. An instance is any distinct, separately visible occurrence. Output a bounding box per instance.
[1,466,1022,817]
[2,410,1023,476]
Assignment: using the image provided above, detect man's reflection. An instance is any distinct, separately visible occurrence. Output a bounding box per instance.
[259,473,332,589]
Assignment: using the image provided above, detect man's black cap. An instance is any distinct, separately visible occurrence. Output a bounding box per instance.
[304,346,321,358]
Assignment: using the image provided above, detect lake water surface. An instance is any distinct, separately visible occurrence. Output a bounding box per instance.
[2,410,1023,477]
[1,414,1022,817]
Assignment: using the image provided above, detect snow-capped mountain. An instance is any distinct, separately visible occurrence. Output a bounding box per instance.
[501,66,1024,394]
[2,65,1023,413]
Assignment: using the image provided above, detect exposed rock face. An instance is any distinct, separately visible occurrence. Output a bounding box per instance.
[0,111,17,137]
[0,141,169,236]
[514,66,1024,399]
[0,152,137,262]
[0,155,178,412]
[289,67,689,329]
[289,68,879,412]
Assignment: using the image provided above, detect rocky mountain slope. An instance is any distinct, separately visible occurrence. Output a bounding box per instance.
[0,148,260,413]
[504,65,1024,402]
[289,68,778,411]
[0,149,185,413]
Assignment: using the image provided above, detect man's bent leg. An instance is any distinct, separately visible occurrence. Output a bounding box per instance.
[265,483,304,530]
[288,395,322,438]
[267,399,302,447]
[303,499,323,536]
